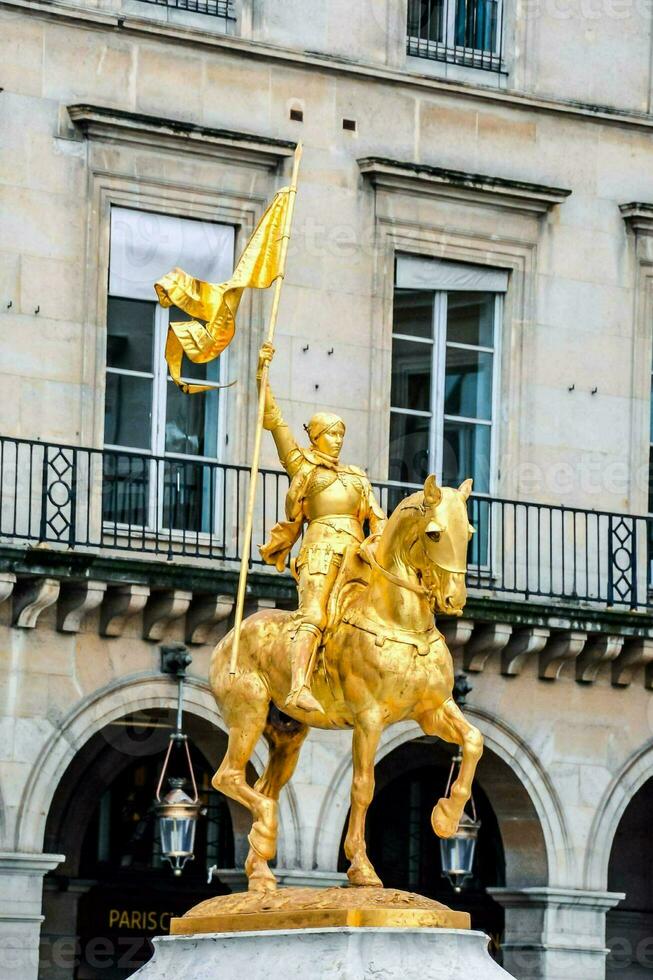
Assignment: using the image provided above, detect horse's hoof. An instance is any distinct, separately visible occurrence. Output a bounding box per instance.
[248,875,277,894]
[431,798,460,838]
[347,865,383,888]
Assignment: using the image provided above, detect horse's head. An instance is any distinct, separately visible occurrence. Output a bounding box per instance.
[406,474,475,616]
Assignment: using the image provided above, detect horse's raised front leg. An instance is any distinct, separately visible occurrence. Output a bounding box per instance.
[345,713,383,888]
[212,686,278,893]
[418,696,483,838]
[244,717,309,887]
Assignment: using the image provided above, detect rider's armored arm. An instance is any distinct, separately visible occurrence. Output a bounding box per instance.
[366,484,388,536]
[256,368,302,478]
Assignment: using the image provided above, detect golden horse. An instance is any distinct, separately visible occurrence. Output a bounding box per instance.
[209,475,483,892]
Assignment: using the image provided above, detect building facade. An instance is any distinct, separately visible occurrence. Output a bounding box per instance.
[2,0,653,977]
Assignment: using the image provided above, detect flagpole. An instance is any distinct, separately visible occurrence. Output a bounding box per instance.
[229,142,303,676]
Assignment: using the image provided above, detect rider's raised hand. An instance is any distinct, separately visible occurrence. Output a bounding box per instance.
[257,342,275,379]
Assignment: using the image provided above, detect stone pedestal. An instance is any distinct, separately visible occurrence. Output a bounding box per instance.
[131,927,515,979]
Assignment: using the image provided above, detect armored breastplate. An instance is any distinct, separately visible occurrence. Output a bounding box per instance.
[303,468,364,520]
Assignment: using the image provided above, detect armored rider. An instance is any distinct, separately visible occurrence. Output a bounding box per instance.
[257,343,387,714]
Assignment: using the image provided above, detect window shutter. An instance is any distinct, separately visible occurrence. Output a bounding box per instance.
[396,254,509,293]
[109,208,235,301]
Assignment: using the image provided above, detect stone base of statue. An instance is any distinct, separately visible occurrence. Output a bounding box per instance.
[129,887,515,979]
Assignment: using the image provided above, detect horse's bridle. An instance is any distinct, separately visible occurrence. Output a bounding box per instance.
[365,537,432,598]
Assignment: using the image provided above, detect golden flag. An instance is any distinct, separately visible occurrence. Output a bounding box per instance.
[155,187,292,393]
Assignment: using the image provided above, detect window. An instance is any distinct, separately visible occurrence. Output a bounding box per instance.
[389,255,505,559]
[407,0,504,72]
[104,207,235,535]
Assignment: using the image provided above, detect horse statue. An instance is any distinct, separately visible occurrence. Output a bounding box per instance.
[209,475,483,892]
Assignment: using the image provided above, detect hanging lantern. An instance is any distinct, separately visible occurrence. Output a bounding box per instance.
[155,644,204,876]
[439,748,481,892]
[155,776,202,876]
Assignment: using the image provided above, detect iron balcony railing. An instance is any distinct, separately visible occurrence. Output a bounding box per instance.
[407,0,504,72]
[135,0,234,17]
[0,434,650,612]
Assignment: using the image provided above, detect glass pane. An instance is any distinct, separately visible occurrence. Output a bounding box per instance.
[162,459,214,534]
[391,337,432,412]
[104,374,152,450]
[454,0,497,51]
[102,452,149,527]
[169,309,221,383]
[446,292,495,347]
[165,382,219,458]
[389,412,431,485]
[444,347,493,420]
[393,288,433,339]
[106,297,155,373]
[442,420,491,493]
[408,0,444,41]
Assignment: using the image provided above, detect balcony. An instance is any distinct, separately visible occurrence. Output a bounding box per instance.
[0,435,650,614]
[132,0,235,17]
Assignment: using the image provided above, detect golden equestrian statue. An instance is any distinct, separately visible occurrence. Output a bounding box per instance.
[208,346,483,893]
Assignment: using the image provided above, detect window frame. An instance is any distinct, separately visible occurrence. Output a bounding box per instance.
[406,0,505,72]
[389,287,502,495]
[104,206,234,537]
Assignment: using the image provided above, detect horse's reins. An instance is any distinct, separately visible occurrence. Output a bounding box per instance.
[366,541,432,598]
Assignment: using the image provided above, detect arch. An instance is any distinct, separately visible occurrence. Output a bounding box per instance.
[313,708,572,886]
[15,672,300,865]
[585,738,653,890]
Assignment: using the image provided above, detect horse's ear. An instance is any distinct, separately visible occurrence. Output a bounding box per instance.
[424,474,442,506]
[458,478,473,500]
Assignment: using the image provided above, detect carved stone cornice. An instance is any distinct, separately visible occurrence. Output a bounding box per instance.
[67,105,296,170]
[619,203,653,235]
[358,158,572,215]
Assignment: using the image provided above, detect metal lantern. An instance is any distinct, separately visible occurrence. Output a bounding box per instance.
[155,645,203,876]
[439,748,481,893]
[155,775,202,876]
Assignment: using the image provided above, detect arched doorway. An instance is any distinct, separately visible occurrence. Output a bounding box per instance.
[341,738,505,954]
[606,776,653,978]
[39,707,246,980]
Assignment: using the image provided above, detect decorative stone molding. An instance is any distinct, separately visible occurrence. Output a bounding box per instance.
[464,623,513,672]
[620,202,653,235]
[143,590,193,641]
[0,572,16,605]
[57,580,108,633]
[539,630,587,680]
[576,634,624,684]
[68,105,296,170]
[12,578,61,628]
[439,619,474,651]
[501,627,550,676]
[358,158,572,215]
[0,852,65,875]
[611,637,653,687]
[100,584,150,637]
[186,594,235,645]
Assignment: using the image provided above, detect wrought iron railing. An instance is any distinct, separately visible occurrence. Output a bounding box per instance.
[0,435,650,611]
[407,0,504,72]
[134,0,234,18]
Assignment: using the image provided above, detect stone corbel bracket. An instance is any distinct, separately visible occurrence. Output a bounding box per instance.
[539,630,587,680]
[186,594,235,646]
[57,580,108,633]
[464,623,513,673]
[12,577,61,628]
[143,590,193,642]
[0,572,16,607]
[612,637,653,687]
[576,634,624,684]
[501,627,550,676]
[100,584,150,637]
[439,619,475,652]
